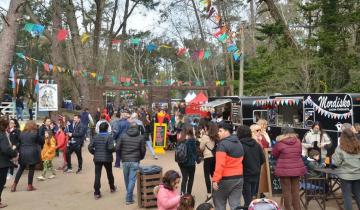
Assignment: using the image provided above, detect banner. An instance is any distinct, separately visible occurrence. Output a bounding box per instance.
[38,84,58,111]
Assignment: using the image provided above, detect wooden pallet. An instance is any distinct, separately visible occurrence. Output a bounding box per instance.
[137,170,162,208]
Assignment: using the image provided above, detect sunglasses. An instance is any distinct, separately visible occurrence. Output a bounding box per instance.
[256,129,261,132]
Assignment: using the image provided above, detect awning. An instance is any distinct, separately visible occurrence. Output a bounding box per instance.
[201,99,232,109]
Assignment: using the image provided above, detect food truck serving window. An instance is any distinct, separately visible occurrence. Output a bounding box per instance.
[275,98,303,128]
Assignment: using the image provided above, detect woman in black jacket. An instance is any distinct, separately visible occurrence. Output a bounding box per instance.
[237,125,265,207]
[88,122,116,199]
[11,121,42,192]
[0,118,17,208]
[177,126,197,195]
[8,118,20,176]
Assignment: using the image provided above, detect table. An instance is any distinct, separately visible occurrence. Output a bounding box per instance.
[314,168,344,210]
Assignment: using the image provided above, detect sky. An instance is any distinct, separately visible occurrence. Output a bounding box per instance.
[0,0,165,35]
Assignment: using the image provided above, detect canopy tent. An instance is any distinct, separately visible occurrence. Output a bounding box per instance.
[185,92,209,117]
[201,99,232,109]
[184,92,197,103]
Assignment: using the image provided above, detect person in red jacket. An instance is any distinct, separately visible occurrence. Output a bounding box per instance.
[272,127,306,210]
[102,109,111,122]
[55,125,68,170]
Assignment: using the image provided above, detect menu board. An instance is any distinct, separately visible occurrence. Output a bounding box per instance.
[153,123,167,148]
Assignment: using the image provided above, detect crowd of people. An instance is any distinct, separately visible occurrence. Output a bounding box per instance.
[0,104,360,210]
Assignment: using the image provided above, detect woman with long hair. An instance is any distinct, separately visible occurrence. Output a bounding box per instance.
[257,119,271,145]
[177,126,197,195]
[198,122,218,202]
[272,127,306,210]
[250,124,269,148]
[302,121,331,160]
[8,119,20,177]
[11,121,42,192]
[0,118,17,207]
[332,128,360,210]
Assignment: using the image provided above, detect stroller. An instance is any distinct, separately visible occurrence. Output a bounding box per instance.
[247,198,281,210]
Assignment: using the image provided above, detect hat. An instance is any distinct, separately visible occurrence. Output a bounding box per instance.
[218,122,233,133]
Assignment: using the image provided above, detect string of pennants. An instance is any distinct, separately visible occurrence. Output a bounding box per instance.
[253,99,302,106]
[12,53,227,87]
[304,97,352,120]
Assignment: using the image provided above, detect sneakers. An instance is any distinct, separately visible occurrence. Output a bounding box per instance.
[64,168,73,173]
[110,186,117,193]
[153,156,159,160]
[37,176,46,181]
[48,175,56,179]
[76,169,82,174]
[126,201,135,205]
[94,194,101,200]
[27,185,37,191]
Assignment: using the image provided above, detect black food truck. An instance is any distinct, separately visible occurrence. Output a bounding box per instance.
[252,93,360,154]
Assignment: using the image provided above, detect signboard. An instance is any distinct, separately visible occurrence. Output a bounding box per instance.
[153,123,167,154]
[38,84,58,111]
[259,148,282,198]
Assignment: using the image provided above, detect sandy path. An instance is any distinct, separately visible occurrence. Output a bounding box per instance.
[2,142,350,210]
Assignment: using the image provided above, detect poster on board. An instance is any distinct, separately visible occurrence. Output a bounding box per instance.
[153,123,167,154]
[38,84,58,111]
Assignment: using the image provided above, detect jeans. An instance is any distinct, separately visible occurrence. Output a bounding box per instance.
[243,177,259,206]
[114,151,121,167]
[122,162,139,202]
[280,176,301,210]
[203,157,215,194]
[0,167,9,202]
[28,109,33,120]
[14,164,35,185]
[339,179,360,210]
[94,162,115,195]
[16,107,23,120]
[66,144,83,170]
[213,178,244,210]
[146,140,156,157]
[179,165,196,195]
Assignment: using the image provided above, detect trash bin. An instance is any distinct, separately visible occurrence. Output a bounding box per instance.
[137,165,162,208]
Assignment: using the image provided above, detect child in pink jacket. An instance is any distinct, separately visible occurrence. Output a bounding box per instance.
[155,170,181,210]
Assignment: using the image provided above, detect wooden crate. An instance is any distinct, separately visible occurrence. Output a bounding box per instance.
[137,169,162,208]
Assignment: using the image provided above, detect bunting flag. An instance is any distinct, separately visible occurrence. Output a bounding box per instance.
[204,50,211,60]
[198,49,205,60]
[213,26,227,38]
[218,33,229,42]
[9,66,14,78]
[176,48,187,56]
[111,75,117,84]
[16,53,26,60]
[9,78,16,89]
[131,38,141,45]
[233,51,241,61]
[159,45,172,49]
[111,39,121,45]
[207,7,216,18]
[146,43,158,53]
[90,72,97,78]
[227,44,238,53]
[24,23,45,36]
[56,29,69,41]
[43,63,50,72]
[21,79,26,87]
[81,33,90,44]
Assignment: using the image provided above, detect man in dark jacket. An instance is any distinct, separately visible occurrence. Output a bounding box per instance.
[237,125,265,207]
[15,96,24,121]
[88,122,116,199]
[212,122,244,210]
[65,114,87,174]
[116,123,146,205]
[113,112,130,168]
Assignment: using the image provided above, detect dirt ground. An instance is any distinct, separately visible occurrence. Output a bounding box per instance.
[2,142,354,210]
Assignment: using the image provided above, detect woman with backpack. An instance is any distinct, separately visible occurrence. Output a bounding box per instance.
[175,126,197,195]
[199,122,218,202]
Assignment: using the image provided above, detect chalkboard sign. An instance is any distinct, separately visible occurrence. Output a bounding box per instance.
[153,123,167,154]
[262,148,282,197]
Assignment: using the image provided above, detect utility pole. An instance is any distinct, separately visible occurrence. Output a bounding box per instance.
[239,22,245,96]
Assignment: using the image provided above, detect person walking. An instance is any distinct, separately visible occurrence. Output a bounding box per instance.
[212,122,244,210]
[116,123,146,205]
[55,125,67,170]
[88,122,116,200]
[199,123,218,202]
[37,130,56,181]
[80,108,94,142]
[143,113,158,159]
[64,115,86,174]
[95,114,112,134]
[332,128,360,210]
[113,112,130,168]
[27,94,34,120]
[272,126,306,210]
[0,118,17,208]
[176,126,197,195]
[15,96,24,121]
[11,121,43,192]
[237,125,265,207]
[8,119,20,178]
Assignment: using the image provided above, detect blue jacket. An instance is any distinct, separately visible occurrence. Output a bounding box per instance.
[113,119,130,140]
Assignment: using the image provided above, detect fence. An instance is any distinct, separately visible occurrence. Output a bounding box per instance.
[0,102,38,120]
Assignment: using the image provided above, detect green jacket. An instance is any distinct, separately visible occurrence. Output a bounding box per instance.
[332,147,360,180]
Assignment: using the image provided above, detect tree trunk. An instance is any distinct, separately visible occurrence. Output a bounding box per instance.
[249,0,256,56]
[121,0,130,36]
[190,0,205,42]
[65,0,90,106]
[92,0,104,61]
[0,0,27,100]
[263,0,299,49]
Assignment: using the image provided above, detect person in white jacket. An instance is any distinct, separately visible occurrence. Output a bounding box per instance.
[302,122,331,160]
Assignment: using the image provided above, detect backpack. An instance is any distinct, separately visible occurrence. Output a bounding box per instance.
[175,141,188,163]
